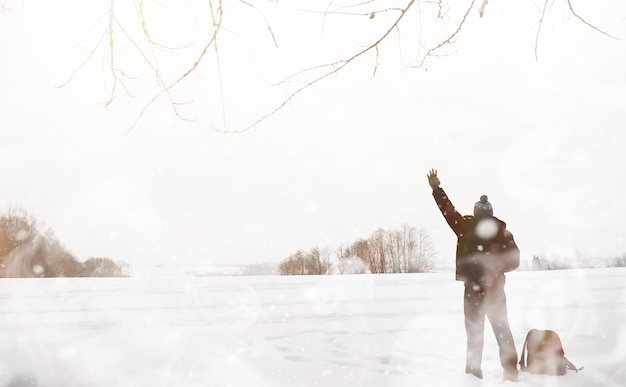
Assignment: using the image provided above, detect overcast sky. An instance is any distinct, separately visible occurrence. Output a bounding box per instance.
[1,1,625,269]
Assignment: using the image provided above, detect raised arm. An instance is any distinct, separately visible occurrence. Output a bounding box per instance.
[427,169,464,235]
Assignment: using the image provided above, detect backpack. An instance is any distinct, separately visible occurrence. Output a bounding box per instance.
[519,329,582,376]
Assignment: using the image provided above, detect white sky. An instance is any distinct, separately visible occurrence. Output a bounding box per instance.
[1,0,626,268]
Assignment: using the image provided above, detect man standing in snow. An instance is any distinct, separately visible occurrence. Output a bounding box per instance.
[427,169,519,381]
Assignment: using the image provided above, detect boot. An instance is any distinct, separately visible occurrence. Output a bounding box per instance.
[503,368,519,382]
[465,367,483,379]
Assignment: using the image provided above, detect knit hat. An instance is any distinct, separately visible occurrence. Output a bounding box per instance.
[474,195,493,218]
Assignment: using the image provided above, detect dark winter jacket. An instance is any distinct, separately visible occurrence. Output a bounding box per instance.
[432,187,520,284]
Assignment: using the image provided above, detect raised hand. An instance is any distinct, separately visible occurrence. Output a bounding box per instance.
[427,168,440,190]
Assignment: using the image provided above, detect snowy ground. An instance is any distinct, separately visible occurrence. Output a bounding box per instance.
[0,268,624,387]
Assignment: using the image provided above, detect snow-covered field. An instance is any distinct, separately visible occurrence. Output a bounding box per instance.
[0,268,624,387]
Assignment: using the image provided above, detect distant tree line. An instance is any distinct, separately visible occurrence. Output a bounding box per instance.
[530,253,626,271]
[0,206,130,277]
[278,224,436,275]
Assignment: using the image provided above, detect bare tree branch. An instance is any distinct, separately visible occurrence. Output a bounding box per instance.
[53,0,622,133]
[114,17,193,122]
[534,0,618,61]
[416,0,476,68]
[326,0,378,15]
[126,0,224,133]
[137,0,196,51]
[277,0,404,20]
[420,0,444,19]
[209,0,227,130]
[478,0,488,18]
[216,0,417,133]
[372,44,380,77]
[57,29,108,88]
[566,0,618,40]
[240,0,279,48]
[535,0,550,61]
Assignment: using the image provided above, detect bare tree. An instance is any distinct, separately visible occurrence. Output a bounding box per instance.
[409,228,437,273]
[400,223,417,273]
[381,224,436,273]
[52,0,620,133]
[82,257,130,277]
[339,224,436,274]
[0,206,129,278]
[0,205,38,258]
[343,238,372,272]
[385,228,403,274]
[280,224,436,275]
[278,247,331,275]
[389,224,423,273]
[368,228,387,273]
[336,242,370,274]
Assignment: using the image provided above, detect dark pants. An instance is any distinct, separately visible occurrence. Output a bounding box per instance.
[463,278,518,377]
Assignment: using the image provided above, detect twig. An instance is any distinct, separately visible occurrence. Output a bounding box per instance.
[57,29,108,88]
[217,0,417,133]
[127,0,223,133]
[566,0,618,40]
[535,0,550,61]
[240,0,279,48]
[417,0,476,68]
[478,0,488,18]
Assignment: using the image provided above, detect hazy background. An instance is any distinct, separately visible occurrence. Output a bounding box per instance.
[1,0,625,271]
